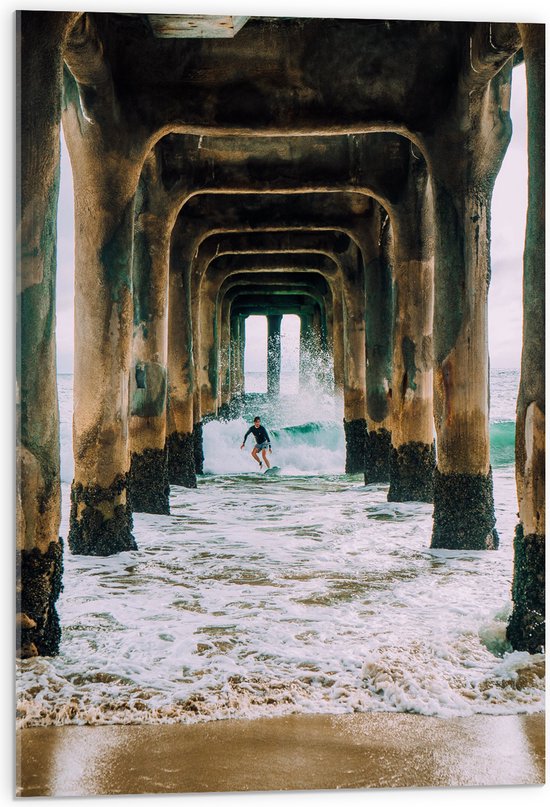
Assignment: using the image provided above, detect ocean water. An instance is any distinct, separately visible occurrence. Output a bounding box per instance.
[17,369,545,729]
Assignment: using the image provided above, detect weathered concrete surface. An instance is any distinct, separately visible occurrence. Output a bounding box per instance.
[218,298,233,408]
[84,17,516,141]
[129,152,172,514]
[360,208,393,484]
[166,223,196,488]
[388,150,435,502]
[193,421,205,475]
[364,428,392,485]
[16,10,80,657]
[267,314,283,396]
[157,130,411,203]
[344,419,367,475]
[339,240,367,463]
[431,469,499,550]
[389,442,436,503]
[167,430,196,488]
[63,17,144,555]
[229,315,244,401]
[428,63,515,549]
[507,25,545,654]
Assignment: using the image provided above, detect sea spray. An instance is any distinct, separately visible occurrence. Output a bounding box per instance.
[18,369,541,730]
[203,418,345,476]
[206,373,345,475]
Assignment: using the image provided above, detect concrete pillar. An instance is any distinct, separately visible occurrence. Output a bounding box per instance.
[192,321,205,476]
[193,419,205,476]
[341,245,367,474]
[16,10,79,657]
[229,314,243,401]
[62,25,142,556]
[66,167,139,554]
[198,281,219,418]
[166,224,196,488]
[128,159,171,514]
[507,25,545,653]
[237,314,247,396]
[388,154,435,502]
[267,314,283,396]
[359,210,394,484]
[218,297,232,414]
[429,65,513,550]
[331,280,345,395]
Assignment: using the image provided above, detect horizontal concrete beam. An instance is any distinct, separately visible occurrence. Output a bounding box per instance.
[85,17,519,139]
[147,15,249,39]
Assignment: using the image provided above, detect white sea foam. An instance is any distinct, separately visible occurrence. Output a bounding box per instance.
[18,370,543,729]
[204,416,345,476]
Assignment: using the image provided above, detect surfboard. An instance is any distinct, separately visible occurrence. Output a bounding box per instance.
[263,466,280,475]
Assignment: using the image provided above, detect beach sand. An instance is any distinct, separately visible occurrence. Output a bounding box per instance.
[16,712,545,797]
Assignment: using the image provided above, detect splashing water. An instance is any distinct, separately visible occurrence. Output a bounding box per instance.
[17,368,544,729]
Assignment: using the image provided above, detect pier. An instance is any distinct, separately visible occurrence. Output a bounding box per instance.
[17,13,544,660]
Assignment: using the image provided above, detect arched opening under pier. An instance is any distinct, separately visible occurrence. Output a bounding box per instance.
[244,315,268,394]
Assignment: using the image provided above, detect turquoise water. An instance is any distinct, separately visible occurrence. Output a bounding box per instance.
[490,420,516,468]
[57,369,519,482]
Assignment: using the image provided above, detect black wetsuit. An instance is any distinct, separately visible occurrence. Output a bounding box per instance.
[243,424,271,447]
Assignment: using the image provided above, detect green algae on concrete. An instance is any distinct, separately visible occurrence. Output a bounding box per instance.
[344,418,366,474]
[193,421,205,475]
[364,428,391,484]
[388,441,435,503]
[131,362,167,419]
[100,199,134,311]
[69,477,137,556]
[431,469,499,550]
[506,524,545,654]
[167,431,197,488]
[17,538,63,658]
[129,447,170,514]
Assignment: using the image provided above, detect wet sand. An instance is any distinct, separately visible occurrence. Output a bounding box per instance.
[16,712,545,797]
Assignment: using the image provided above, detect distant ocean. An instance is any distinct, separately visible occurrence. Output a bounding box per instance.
[18,367,544,729]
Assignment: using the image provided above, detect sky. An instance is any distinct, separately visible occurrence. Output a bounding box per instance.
[54,36,528,375]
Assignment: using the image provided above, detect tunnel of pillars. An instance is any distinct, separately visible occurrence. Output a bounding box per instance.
[17,13,544,659]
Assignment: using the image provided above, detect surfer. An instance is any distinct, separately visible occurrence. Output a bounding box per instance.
[240,416,272,470]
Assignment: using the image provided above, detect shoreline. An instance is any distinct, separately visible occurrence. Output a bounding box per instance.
[17,711,545,797]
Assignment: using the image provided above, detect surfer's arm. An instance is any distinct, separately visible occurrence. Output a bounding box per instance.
[241,427,253,448]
